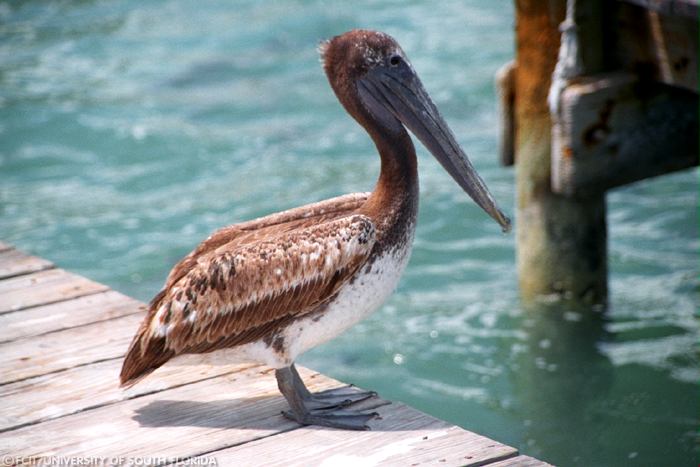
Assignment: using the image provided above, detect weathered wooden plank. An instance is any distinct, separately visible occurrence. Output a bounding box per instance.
[551,72,698,196]
[489,454,553,466]
[514,0,608,305]
[0,356,257,433]
[0,312,142,384]
[0,248,54,280]
[0,269,109,314]
[200,405,518,467]
[0,290,145,344]
[0,366,347,460]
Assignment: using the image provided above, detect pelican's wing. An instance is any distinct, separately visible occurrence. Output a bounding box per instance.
[163,192,370,288]
[120,213,375,386]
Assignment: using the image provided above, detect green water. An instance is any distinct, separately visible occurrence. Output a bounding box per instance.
[1,1,698,464]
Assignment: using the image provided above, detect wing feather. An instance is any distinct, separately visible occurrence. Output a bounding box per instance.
[162,192,370,289]
[120,213,375,387]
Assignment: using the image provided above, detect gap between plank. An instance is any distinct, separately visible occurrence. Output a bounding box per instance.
[0,356,122,387]
[168,400,397,467]
[0,288,110,316]
[0,305,143,345]
[0,366,262,435]
[0,264,55,281]
[163,425,304,467]
[472,450,521,466]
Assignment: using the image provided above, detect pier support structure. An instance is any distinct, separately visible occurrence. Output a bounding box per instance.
[498,0,698,306]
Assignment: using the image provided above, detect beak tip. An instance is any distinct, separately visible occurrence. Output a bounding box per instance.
[496,211,512,233]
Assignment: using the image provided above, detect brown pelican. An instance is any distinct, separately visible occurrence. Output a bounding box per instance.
[120,29,510,430]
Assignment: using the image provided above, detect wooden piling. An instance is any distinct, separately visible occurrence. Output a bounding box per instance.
[514,0,608,305]
[506,0,698,306]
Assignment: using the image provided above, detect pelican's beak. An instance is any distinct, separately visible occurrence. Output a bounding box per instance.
[358,62,511,232]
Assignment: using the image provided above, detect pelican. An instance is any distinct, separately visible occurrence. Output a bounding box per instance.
[120,29,510,430]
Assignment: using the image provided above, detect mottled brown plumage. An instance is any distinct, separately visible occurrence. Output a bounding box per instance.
[120,193,373,386]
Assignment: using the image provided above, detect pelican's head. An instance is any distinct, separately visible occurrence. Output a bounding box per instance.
[321,30,511,232]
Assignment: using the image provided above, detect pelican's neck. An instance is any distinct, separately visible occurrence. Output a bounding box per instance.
[361,127,418,224]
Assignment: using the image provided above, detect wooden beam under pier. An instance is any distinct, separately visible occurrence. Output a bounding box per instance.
[552,72,698,196]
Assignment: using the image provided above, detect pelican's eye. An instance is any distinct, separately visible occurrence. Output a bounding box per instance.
[389,54,402,67]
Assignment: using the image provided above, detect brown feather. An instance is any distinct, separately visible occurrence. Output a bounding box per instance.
[163,193,370,289]
[120,194,374,387]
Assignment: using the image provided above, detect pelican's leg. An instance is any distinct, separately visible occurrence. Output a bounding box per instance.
[276,365,381,430]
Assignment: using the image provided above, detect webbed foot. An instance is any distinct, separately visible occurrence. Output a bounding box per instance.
[276,364,383,431]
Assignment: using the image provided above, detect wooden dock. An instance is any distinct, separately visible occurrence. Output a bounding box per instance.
[0,242,548,466]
